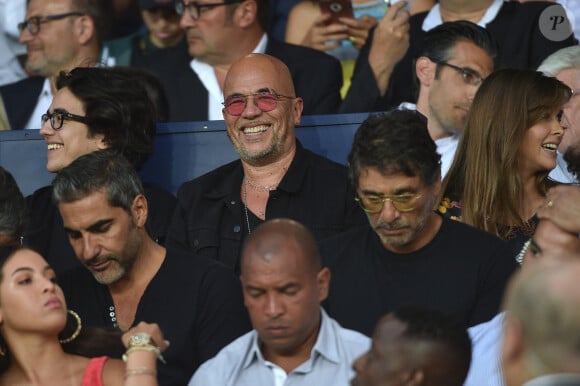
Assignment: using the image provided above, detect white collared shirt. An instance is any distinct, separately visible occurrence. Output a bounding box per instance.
[188,308,370,386]
[190,33,269,121]
[23,78,52,130]
[422,0,504,31]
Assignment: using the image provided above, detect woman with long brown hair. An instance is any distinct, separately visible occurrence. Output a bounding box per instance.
[438,69,571,257]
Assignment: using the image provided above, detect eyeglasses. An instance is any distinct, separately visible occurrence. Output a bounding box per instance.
[223,92,295,116]
[175,0,243,20]
[41,109,90,130]
[431,60,484,86]
[18,12,85,35]
[355,193,423,213]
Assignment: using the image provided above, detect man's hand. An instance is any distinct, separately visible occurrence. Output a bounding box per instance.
[368,1,410,95]
[537,185,580,234]
[339,15,378,50]
[300,12,349,51]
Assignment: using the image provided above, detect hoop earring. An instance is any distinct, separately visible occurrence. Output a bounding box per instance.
[59,310,82,344]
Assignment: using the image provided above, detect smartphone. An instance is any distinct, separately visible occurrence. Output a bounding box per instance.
[319,0,354,25]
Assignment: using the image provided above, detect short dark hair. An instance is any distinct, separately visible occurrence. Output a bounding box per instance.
[419,20,497,68]
[72,0,108,48]
[415,20,497,96]
[56,67,166,170]
[52,150,144,214]
[0,168,25,243]
[393,305,472,386]
[348,110,441,190]
[564,145,580,179]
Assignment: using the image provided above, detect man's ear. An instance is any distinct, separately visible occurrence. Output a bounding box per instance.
[402,369,425,386]
[317,267,331,302]
[131,194,149,228]
[293,97,304,126]
[74,15,96,46]
[233,0,258,29]
[501,315,525,368]
[416,56,436,88]
[95,136,108,150]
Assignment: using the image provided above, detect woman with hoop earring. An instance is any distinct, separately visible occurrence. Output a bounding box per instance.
[0,246,168,386]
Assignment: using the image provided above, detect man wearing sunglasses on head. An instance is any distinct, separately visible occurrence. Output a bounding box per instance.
[167,53,367,272]
[0,0,105,130]
[319,109,518,337]
[159,0,342,122]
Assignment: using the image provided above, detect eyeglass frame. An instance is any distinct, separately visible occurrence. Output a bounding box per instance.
[222,91,296,116]
[429,58,485,87]
[355,193,423,213]
[18,12,85,35]
[41,109,91,131]
[175,0,244,20]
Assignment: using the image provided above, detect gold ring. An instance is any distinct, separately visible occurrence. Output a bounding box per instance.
[348,36,357,43]
[547,200,554,208]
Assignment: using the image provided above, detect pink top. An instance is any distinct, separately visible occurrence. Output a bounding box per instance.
[81,356,108,386]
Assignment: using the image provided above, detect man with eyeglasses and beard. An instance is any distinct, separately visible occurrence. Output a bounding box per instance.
[319,110,518,337]
[0,0,105,130]
[167,53,366,273]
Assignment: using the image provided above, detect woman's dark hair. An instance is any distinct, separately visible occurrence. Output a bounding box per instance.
[0,246,124,375]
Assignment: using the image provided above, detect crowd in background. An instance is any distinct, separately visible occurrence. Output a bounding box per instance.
[1,1,580,386]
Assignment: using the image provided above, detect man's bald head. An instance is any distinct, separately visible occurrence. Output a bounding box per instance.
[239,219,330,362]
[224,54,297,98]
[241,218,321,275]
[502,261,580,383]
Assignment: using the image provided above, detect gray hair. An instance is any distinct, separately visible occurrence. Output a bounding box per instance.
[52,150,144,213]
[538,46,580,76]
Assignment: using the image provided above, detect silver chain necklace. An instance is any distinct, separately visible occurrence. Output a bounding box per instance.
[242,178,252,234]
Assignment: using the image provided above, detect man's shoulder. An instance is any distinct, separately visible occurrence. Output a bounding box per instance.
[328,315,371,349]
[488,1,569,31]
[320,225,371,266]
[300,147,348,173]
[163,248,233,276]
[321,225,369,248]
[438,218,514,266]
[26,185,53,206]
[176,159,241,197]
[496,0,561,17]
[441,217,507,245]
[0,76,45,94]
[408,10,429,30]
[266,38,340,67]
[189,330,256,384]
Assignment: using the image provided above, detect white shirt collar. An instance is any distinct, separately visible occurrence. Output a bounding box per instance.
[190,33,269,121]
[24,78,53,130]
[422,0,504,31]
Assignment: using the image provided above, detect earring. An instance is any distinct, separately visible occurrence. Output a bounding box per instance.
[59,310,82,344]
